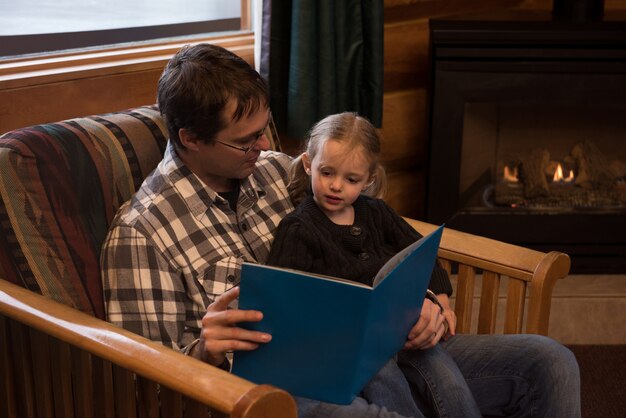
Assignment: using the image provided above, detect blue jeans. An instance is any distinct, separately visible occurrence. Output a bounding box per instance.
[397,343,481,417]
[439,334,581,417]
[296,334,580,418]
[296,359,424,418]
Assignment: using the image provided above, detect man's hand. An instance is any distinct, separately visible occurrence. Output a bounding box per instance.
[404,298,447,350]
[437,293,457,341]
[403,293,458,350]
[195,287,272,366]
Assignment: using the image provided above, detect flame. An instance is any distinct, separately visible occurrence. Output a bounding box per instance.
[552,163,574,182]
[503,165,519,182]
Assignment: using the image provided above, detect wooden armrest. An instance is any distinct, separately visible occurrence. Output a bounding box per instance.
[0,279,297,418]
[403,218,570,335]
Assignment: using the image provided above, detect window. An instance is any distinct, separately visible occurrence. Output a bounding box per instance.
[0,0,249,58]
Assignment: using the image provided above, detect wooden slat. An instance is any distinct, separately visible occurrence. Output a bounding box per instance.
[184,397,209,418]
[504,279,527,334]
[93,357,116,418]
[112,365,137,418]
[211,409,230,418]
[136,376,159,418]
[9,321,36,418]
[454,264,476,334]
[29,328,54,418]
[0,315,18,418]
[160,387,183,418]
[71,347,94,417]
[477,271,501,334]
[49,338,75,418]
[384,0,524,23]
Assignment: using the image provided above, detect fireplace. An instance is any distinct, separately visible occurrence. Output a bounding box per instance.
[426,9,626,273]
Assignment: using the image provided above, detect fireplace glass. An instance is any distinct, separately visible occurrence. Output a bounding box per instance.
[460,102,626,211]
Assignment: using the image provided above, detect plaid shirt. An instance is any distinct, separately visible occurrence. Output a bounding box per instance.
[101,142,294,351]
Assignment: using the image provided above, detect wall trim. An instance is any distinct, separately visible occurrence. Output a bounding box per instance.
[0,33,255,90]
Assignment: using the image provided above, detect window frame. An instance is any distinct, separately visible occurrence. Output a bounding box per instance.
[0,0,252,90]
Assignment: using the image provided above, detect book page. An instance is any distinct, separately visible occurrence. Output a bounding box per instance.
[257,264,372,288]
[372,237,426,287]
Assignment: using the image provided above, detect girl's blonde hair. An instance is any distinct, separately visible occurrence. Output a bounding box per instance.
[288,112,387,205]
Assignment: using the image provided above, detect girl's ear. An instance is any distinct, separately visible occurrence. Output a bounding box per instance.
[302,153,312,175]
[363,174,375,191]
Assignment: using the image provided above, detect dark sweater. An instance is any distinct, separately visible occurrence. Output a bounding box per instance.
[267,195,452,295]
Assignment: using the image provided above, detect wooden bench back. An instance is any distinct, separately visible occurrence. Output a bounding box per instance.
[405,218,570,335]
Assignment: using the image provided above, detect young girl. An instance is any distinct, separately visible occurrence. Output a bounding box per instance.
[266,112,481,417]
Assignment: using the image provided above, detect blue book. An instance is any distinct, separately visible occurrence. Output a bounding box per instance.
[232,225,444,405]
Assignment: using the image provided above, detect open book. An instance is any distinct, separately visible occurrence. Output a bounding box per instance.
[232,225,444,404]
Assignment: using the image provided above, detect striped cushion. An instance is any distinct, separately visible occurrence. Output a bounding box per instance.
[0,106,167,318]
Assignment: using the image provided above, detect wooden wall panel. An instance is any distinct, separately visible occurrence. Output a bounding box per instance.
[384,0,524,23]
[0,70,162,133]
[383,19,430,91]
[381,89,428,171]
[386,170,427,218]
[517,0,626,11]
[0,36,254,133]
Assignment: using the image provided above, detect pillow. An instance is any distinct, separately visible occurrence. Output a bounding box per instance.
[0,106,167,318]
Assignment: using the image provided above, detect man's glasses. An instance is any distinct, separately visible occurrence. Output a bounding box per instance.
[214,115,271,155]
[214,134,263,154]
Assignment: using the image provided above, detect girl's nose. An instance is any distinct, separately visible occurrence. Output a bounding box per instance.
[330,180,342,192]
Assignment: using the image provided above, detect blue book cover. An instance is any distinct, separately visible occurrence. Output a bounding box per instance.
[232,225,444,405]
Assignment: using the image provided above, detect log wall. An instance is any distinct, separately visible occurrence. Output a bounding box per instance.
[2,0,626,217]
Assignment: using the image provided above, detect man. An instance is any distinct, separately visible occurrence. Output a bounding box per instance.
[102,43,581,417]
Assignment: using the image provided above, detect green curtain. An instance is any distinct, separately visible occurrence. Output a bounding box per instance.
[261,0,384,141]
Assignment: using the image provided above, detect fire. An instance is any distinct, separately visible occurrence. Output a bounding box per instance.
[503,163,575,184]
[503,165,519,182]
[552,163,574,183]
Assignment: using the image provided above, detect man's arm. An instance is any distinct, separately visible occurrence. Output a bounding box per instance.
[102,224,272,366]
[101,223,193,351]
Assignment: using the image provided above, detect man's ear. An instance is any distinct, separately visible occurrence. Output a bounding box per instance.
[179,128,201,151]
[301,153,312,175]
